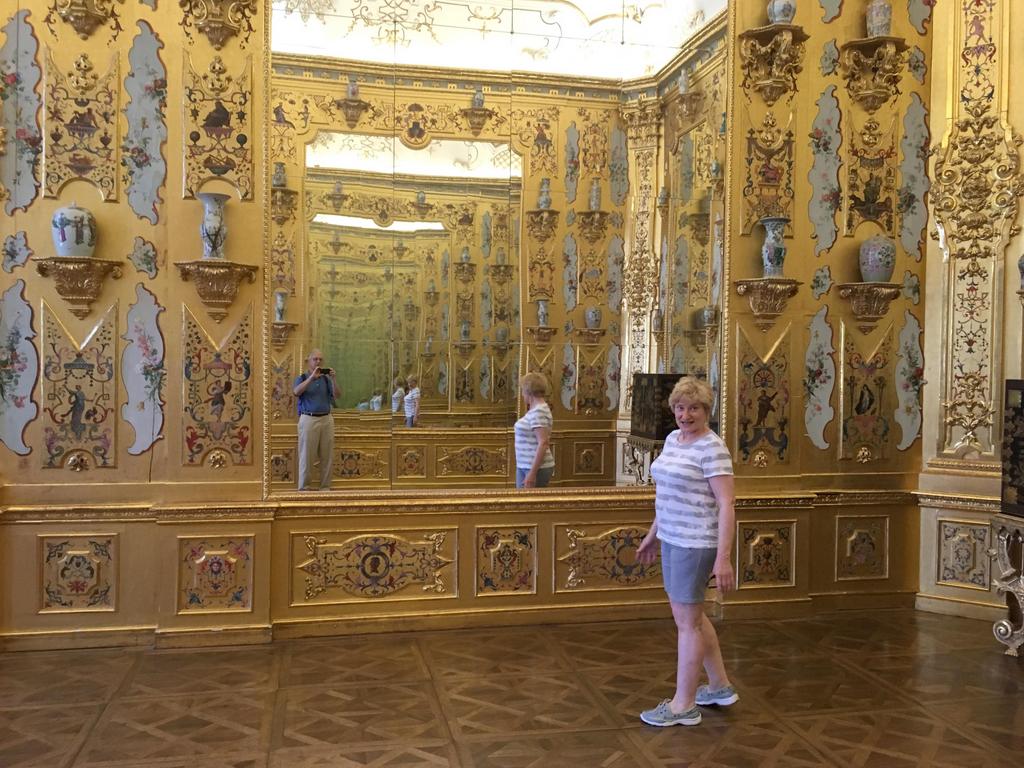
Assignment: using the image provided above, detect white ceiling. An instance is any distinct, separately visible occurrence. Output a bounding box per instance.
[272,0,726,80]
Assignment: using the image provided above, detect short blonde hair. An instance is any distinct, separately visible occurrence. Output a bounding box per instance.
[668,376,713,413]
[519,372,550,398]
[393,376,404,389]
[406,374,418,387]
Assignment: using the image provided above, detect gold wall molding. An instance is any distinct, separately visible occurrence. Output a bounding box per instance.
[931,0,1024,463]
[737,520,796,589]
[835,515,889,581]
[180,0,258,50]
[38,533,118,612]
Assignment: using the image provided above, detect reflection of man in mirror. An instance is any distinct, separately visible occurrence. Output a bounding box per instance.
[293,349,338,491]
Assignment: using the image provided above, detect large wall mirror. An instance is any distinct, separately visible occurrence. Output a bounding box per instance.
[267,0,729,493]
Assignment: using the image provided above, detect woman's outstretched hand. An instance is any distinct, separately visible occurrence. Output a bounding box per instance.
[713,557,735,593]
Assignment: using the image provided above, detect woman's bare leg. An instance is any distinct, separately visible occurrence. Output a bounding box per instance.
[669,601,705,712]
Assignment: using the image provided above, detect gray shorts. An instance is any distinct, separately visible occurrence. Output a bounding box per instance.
[660,542,717,604]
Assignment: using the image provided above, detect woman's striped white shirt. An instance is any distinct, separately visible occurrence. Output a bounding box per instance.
[514,402,555,470]
[650,429,733,548]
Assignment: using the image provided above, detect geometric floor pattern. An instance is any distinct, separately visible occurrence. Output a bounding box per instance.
[1,609,1021,767]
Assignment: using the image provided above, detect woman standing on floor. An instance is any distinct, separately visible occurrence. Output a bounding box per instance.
[636,375,738,726]
[514,372,554,488]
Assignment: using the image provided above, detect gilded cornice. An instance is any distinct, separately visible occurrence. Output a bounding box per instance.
[914,492,1000,514]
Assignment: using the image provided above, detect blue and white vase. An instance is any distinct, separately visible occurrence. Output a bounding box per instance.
[859,235,897,282]
[198,191,230,260]
[585,306,601,329]
[537,178,552,210]
[759,216,789,278]
[767,0,796,24]
[866,0,892,37]
[51,202,97,257]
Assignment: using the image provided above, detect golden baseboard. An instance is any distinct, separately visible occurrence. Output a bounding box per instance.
[154,624,273,649]
[0,625,156,652]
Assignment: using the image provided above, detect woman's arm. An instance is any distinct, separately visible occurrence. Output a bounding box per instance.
[523,425,551,487]
[637,518,659,564]
[708,474,736,593]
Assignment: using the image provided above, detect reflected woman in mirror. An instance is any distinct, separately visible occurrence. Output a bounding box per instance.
[391,376,405,413]
[514,372,554,488]
[636,376,737,726]
[403,375,420,427]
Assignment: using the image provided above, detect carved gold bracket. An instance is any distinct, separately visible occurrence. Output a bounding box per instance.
[270,187,298,225]
[489,264,514,284]
[335,97,370,129]
[35,257,123,319]
[574,328,606,344]
[48,0,123,40]
[839,36,908,113]
[452,340,477,356]
[576,210,610,244]
[460,106,495,136]
[526,326,556,344]
[424,288,439,306]
[677,88,705,122]
[525,209,560,243]
[738,24,809,106]
[837,282,900,333]
[180,0,258,50]
[454,262,477,284]
[734,277,801,331]
[271,320,297,348]
[682,327,716,353]
[176,260,258,323]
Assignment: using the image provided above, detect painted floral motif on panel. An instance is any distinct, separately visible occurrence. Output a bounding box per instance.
[45,52,118,199]
[0,11,43,214]
[895,310,924,451]
[606,342,621,412]
[477,527,536,594]
[127,236,159,278]
[818,0,842,23]
[564,121,580,203]
[846,117,897,235]
[123,21,167,223]
[899,94,930,259]
[557,526,660,590]
[738,524,793,587]
[737,329,790,465]
[938,521,989,589]
[183,54,253,199]
[182,306,252,465]
[0,281,37,455]
[804,306,836,450]
[122,284,165,455]
[2,231,31,273]
[42,304,116,469]
[841,326,894,462]
[41,535,116,612]
[820,39,839,76]
[560,342,576,411]
[808,86,842,256]
[562,234,578,312]
[609,126,628,205]
[908,46,927,84]
[901,271,920,304]
[606,235,624,311]
[836,517,888,580]
[908,0,933,35]
[811,265,833,299]
[179,536,253,612]
[297,531,454,600]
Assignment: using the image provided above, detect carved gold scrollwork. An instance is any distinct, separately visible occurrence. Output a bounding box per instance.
[35,257,123,319]
[46,0,123,40]
[179,0,258,50]
[335,97,370,129]
[734,277,801,332]
[839,37,908,114]
[576,210,609,244]
[836,282,901,334]
[175,260,258,322]
[271,321,297,348]
[525,209,559,243]
[738,24,809,106]
[460,106,494,136]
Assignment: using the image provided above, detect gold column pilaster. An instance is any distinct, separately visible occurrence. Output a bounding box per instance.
[619,99,663,412]
[929,0,1024,468]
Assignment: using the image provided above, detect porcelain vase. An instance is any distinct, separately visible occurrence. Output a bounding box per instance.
[759,216,789,278]
[272,162,287,188]
[866,0,892,37]
[274,290,287,323]
[198,191,230,260]
[585,307,601,329]
[1018,253,1024,292]
[51,202,97,258]
[588,179,602,211]
[858,235,897,282]
[536,299,549,327]
[767,0,796,24]
[537,179,551,210]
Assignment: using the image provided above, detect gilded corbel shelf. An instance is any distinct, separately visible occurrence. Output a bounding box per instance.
[270,187,298,225]
[335,97,370,129]
[1017,290,1024,308]
[488,342,511,356]
[460,106,495,136]
[738,24,809,106]
[837,281,901,334]
[176,260,258,323]
[677,88,705,122]
[181,0,257,50]
[734,277,802,331]
[424,289,440,306]
[489,264,514,284]
[452,340,477,355]
[50,0,121,39]
[525,209,560,243]
[526,326,556,344]
[682,326,717,353]
[35,256,123,319]
[577,210,610,244]
[454,262,477,283]
[839,36,908,113]
[574,328,606,344]
[271,321,297,348]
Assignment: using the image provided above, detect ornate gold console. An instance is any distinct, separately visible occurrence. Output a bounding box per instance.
[0,489,920,650]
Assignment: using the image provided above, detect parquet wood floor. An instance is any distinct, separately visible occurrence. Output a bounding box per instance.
[0,610,1020,767]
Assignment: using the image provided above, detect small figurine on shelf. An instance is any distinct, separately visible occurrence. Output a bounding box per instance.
[272,162,287,188]
[460,246,471,263]
[536,299,549,327]
[657,186,669,207]
[346,75,360,100]
[678,68,690,95]
[274,290,287,322]
[589,179,602,211]
[416,190,427,206]
[472,86,485,109]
